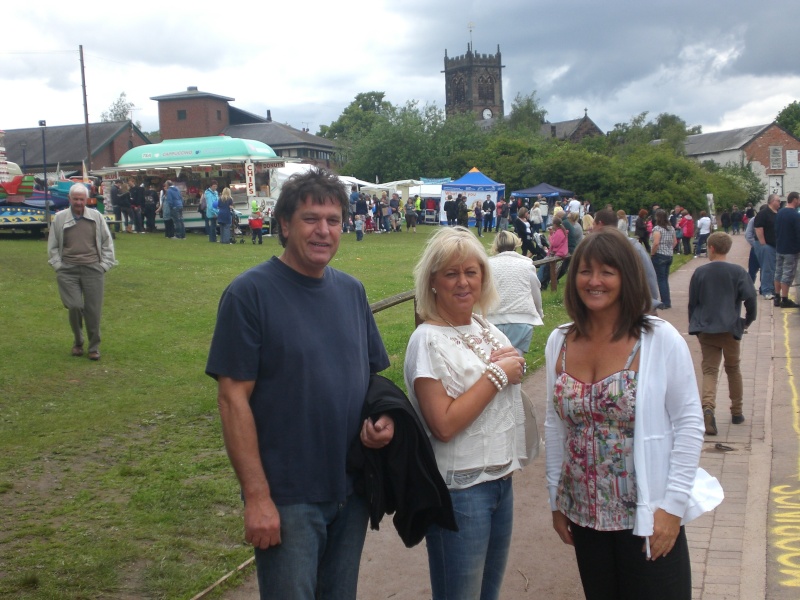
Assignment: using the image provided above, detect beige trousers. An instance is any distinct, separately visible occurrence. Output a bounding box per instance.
[698,332,743,416]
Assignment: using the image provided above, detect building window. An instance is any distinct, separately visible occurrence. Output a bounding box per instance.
[478,76,494,102]
[454,77,466,104]
[217,110,222,121]
[770,146,783,170]
[177,109,187,121]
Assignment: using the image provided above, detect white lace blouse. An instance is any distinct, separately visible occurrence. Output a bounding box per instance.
[404,321,527,489]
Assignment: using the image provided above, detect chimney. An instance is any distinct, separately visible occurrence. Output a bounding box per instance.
[266,110,272,122]
[188,86,198,92]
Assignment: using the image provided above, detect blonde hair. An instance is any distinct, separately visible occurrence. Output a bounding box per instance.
[221,187,232,201]
[414,226,499,321]
[568,211,580,224]
[491,230,521,254]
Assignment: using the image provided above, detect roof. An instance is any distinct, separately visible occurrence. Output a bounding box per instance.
[223,122,335,150]
[682,124,772,156]
[511,182,574,198]
[540,118,584,139]
[229,106,268,125]
[2,121,150,166]
[150,87,235,102]
[442,167,504,191]
[115,136,278,169]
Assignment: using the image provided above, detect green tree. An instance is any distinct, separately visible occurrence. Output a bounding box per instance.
[776,100,800,138]
[101,92,140,127]
[504,92,547,136]
[317,92,392,140]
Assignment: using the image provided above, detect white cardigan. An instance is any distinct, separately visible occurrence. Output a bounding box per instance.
[544,317,713,537]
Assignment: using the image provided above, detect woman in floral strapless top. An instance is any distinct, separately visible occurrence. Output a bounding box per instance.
[544,228,709,600]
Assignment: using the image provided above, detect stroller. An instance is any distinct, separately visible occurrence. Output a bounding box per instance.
[230,211,245,244]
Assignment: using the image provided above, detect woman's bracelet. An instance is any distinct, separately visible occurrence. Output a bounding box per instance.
[486,363,508,389]
[485,370,503,392]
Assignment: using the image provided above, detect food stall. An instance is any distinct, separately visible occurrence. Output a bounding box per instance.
[104,136,286,230]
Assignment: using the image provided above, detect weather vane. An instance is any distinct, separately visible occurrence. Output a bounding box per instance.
[468,22,474,51]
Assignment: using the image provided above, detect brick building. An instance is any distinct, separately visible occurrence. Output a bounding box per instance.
[149,87,335,168]
[682,123,800,201]
[2,121,150,176]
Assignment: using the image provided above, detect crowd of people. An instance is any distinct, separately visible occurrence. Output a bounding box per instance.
[54,167,790,599]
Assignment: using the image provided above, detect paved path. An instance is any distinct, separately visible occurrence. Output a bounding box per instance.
[221,234,800,599]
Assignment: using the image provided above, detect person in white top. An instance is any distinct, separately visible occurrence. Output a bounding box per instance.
[567,196,582,215]
[486,230,545,356]
[405,226,527,600]
[694,210,713,257]
[544,228,720,599]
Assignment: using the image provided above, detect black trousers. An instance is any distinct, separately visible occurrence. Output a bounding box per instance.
[571,522,691,600]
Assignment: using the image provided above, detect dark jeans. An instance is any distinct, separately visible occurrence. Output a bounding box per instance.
[571,522,691,600]
[113,206,122,232]
[144,205,157,232]
[476,217,483,236]
[132,207,143,232]
[681,235,692,255]
[164,219,174,238]
[483,213,493,231]
[252,227,263,244]
[748,244,760,283]
[651,253,673,308]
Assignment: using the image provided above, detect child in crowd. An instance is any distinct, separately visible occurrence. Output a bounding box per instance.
[249,211,263,245]
[365,213,375,233]
[355,214,364,241]
[688,232,757,435]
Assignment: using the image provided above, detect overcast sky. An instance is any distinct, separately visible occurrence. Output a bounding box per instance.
[3,0,799,139]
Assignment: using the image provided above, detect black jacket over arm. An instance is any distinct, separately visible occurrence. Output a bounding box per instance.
[347,374,457,547]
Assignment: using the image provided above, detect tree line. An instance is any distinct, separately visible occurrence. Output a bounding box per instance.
[317,91,786,215]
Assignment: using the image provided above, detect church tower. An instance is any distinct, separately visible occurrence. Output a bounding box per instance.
[443,44,504,122]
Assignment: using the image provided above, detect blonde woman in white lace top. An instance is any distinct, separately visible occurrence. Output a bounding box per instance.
[405,226,527,600]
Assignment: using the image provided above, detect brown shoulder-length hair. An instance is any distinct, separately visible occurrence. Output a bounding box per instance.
[564,228,652,340]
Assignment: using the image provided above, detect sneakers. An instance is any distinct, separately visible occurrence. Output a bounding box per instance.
[732,414,745,425]
[704,408,717,436]
[781,297,800,308]
[764,293,774,300]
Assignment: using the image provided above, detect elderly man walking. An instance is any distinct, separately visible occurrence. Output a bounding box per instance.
[47,183,116,360]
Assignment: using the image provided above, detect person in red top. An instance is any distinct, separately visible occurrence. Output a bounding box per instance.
[677,210,694,255]
[249,211,264,245]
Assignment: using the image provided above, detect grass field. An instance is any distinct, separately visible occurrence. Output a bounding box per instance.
[0,224,687,598]
[0,225,571,599]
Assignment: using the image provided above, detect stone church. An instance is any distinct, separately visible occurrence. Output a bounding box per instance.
[443,44,604,141]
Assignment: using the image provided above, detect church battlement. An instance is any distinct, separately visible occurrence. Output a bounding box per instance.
[444,45,502,69]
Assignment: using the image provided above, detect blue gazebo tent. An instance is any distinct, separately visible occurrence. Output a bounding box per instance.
[510,182,573,198]
[440,168,505,224]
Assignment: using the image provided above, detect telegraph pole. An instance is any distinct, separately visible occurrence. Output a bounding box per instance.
[80,45,93,171]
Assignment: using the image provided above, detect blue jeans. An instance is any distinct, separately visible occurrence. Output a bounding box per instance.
[756,244,776,295]
[171,206,186,239]
[426,477,514,600]
[208,217,217,242]
[255,494,369,600]
[651,253,673,308]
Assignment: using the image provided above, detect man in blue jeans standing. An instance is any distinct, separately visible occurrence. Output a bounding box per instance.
[165,180,185,239]
[753,194,781,300]
[206,168,394,600]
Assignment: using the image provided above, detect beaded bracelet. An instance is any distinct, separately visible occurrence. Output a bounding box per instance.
[486,371,503,392]
[487,363,508,389]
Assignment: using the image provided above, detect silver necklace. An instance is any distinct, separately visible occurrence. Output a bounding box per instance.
[440,314,502,364]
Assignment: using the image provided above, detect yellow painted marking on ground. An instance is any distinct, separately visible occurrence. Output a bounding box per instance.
[769,313,800,586]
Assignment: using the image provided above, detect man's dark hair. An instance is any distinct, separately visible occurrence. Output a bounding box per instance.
[564,228,652,341]
[210,179,218,187]
[593,209,617,227]
[273,167,347,247]
[788,191,800,203]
